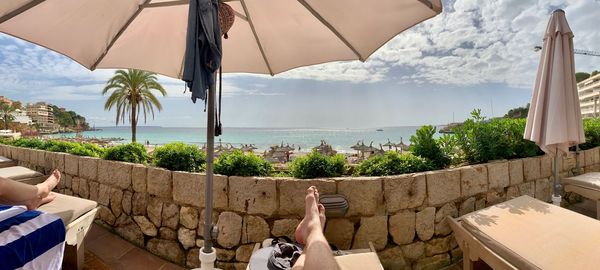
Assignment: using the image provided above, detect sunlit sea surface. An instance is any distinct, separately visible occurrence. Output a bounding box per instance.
[49,126,442,152]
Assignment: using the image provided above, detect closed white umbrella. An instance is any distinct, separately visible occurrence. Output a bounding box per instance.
[524,9,585,205]
[0,1,442,268]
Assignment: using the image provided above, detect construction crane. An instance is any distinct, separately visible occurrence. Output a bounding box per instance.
[534,45,600,57]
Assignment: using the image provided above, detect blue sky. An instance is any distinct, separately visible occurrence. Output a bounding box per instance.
[1,0,599,128]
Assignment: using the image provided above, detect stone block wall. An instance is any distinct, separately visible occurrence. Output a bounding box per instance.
[0,144,598,270]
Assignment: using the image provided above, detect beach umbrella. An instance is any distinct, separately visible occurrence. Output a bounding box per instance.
[524,9,585,206]
[383,139,395,150]
[0,1,442,268]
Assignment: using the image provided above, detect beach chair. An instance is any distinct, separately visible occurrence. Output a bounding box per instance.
[38,193,98,270]
[0,165,47,184]
[0,156,17,168]
[247,240,383,270]
[449,195,600,270]
[562,172,600,219]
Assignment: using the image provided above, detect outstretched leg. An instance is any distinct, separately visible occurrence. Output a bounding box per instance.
[292,186,338,270]
[0,169,60,209]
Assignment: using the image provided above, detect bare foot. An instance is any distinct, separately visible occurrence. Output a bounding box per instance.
[26,192,56,210]
[36,169,61,198]
[318,204,326,230]
[295,186,322,244]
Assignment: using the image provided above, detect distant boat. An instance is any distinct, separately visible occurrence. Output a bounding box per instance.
[376,128,384,132]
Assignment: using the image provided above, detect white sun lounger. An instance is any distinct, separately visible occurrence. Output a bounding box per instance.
[0,156,17,168]
[449,195,600,270]
[0,166,98,270]
[0,165,47,184]
[562,172,600,219]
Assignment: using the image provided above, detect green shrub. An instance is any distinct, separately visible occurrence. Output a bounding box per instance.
[580,118,600,150]
[289,151,345,179]
[68,143,105,157]
[410,125,450,169]
[455,109,542,163]
[42,140,79,152]
[214,150,271,176]
[354,151,433,176]
[104,143,149,164]
[12,138,44,149]
[152,142,205,172]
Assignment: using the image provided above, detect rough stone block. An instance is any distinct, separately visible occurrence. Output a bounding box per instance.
[523,157,541,181]
[425,237,451,256]
[132,164,147,193]
[217,212,243,248]
[79,178,89,199]
[389,211,415,245]
[178,227,196,249]
[535,178,552,202]
[52,152,65,173]
[216,248,236,262]
[506,185,520,200]
[71,176,80,195]
[401,241,425,262]
[486,189,506,206]
[384,173,426,213]
[434,203,458,236]
[147,197,163,227]
[147,167,172,199]
[459,197,475,216]
[271,219,301,242]
[229,177,277,216]
[98,184,110,206]
[180,206,199,229]
[337,177,383,216]
[540,155,553,178]
[277,178,336,216]
[146,239,185,265]
[235,244,255,263]
[377,246,409,270]
[37,150,46,167]
[416,207,435,241]
[585,147,599,166]
[172,172,228,209]
[562,153,576,173]
[487,161,509,190]
[426,169,460,206]
[186,248,200,268]
[132,192,147,216]
[162,202,180,230]
[324,219,355,250]
[64,154,79,176]
[159,227,177,240]
[110,188,123,217]
[461,165,488,197]
[414,254,451,270]
[134,216,157,236]
[89,181,99,202]
[241,216,270,244]
[78,157,98,181]
[518,182,535,198]
[114,217,144,247]
[98,205,116,225]
[509,159,524,185]
[352,216,387,251]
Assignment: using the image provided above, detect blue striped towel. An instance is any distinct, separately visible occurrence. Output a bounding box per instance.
[0,205,66,270]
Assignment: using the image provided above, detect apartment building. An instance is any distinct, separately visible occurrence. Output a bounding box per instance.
[26,102,58,133]
[0,96,13,106]
[578,73,600,118]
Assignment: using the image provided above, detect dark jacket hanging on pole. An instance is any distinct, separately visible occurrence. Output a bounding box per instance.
[182,0,222,103]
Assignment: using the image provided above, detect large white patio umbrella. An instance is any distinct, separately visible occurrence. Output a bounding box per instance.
[0,0,442,268]
[524,9,585,206]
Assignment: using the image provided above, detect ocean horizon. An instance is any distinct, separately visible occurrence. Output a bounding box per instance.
[48,125,443,152]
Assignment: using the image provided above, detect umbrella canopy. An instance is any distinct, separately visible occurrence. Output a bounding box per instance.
[524,9,584,205]
[524,9,584,156]
[0,0,441,78]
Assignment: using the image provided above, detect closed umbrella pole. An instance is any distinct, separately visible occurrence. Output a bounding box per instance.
[203,73,216,254]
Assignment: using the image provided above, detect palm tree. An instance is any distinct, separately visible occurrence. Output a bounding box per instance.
[0,103,16,130]
[103,69,167,143]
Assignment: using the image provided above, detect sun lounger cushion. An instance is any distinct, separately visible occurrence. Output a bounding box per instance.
[0,156,12,163]
[0,166,43,180]
[38,193,97,225]
[460,195,600,270]
[335,252,383,270]
[562,172,600,190]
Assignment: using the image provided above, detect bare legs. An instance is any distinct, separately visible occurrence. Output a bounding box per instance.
[0,169,61,210]
[292,186,339,270]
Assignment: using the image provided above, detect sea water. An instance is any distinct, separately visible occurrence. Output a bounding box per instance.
[49,126,438,152]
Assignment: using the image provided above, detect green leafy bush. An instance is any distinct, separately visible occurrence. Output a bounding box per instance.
[410,125,450,169]
[42,140,79,153]
[580,118,600,150]
[354,151,433,176]
[436,134,464,166]
[104,143,149,164]
[68,143,105,157]
[289,151,345,179]
[152,142,205,172]
[454,109,542,163]
[214,150,271,176]
[12,138,44,149]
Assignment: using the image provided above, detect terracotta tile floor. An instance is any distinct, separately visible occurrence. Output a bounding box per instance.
[84,224,185,270]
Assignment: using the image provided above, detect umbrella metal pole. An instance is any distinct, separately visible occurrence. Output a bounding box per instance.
[204,74,216,253]
[552,154,561,206]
